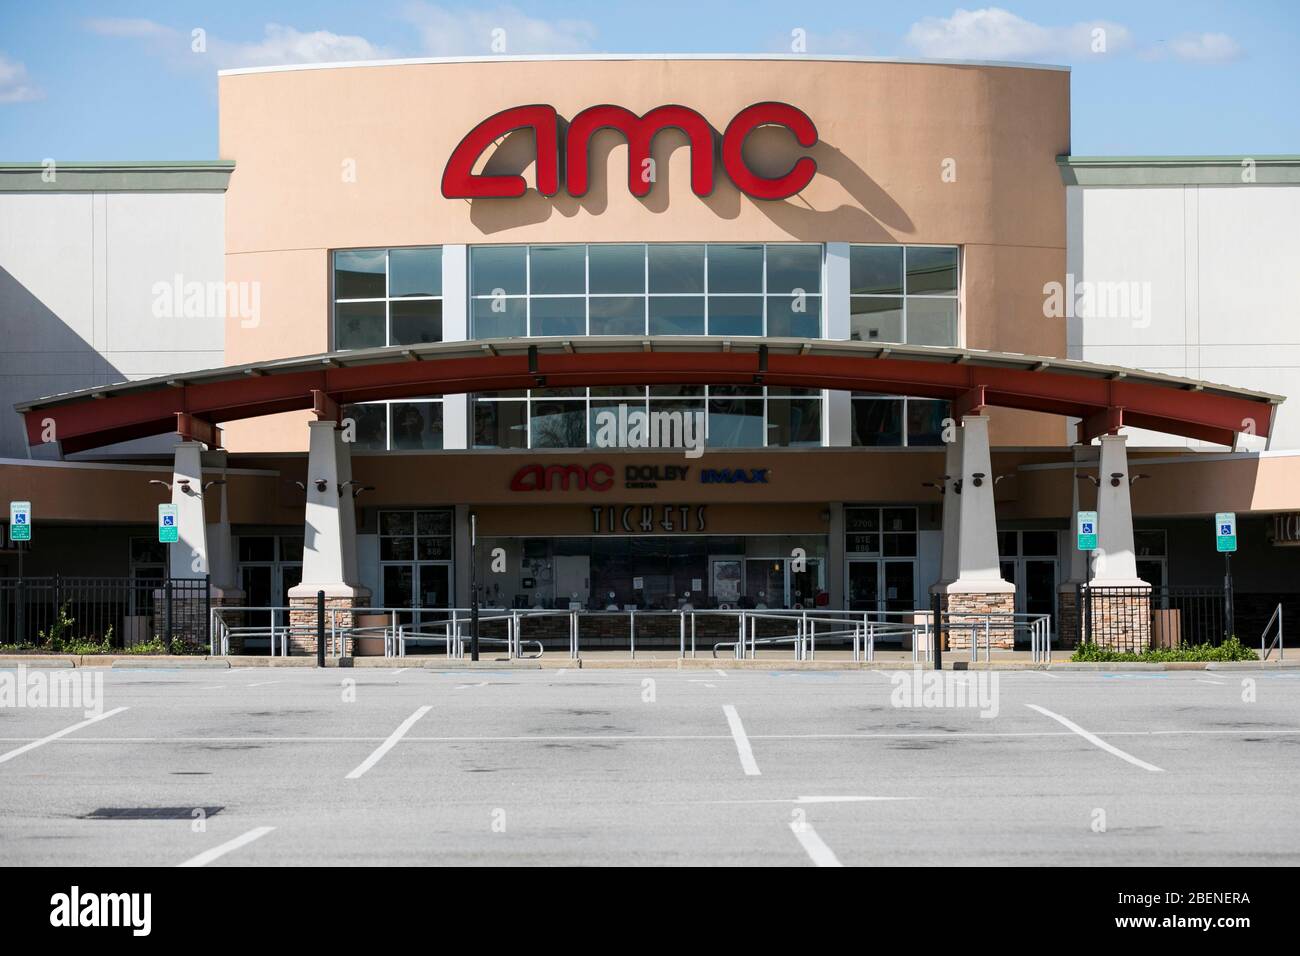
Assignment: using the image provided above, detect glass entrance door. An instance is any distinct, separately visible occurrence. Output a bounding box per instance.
[848,559,915,615]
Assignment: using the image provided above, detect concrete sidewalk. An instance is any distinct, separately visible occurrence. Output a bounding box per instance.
[0,650,1293,671]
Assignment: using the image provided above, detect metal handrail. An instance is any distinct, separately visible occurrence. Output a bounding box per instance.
[1261,603,1284,661]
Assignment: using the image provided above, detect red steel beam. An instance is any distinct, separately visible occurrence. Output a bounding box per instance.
[24,349,1276,453]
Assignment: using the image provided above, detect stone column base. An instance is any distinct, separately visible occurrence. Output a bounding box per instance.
[151,586,243,651]
[287,592,369,656]
[935,591,1017,649]
[1057,586,1082,649]
[1079,585,1152,653]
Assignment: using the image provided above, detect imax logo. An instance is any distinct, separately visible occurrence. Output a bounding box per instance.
[700,468,769,484]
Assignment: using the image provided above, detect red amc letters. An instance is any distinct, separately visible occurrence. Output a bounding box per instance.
[442,102,818,201]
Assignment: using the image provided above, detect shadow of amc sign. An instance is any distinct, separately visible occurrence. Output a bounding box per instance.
[509,463,769,492]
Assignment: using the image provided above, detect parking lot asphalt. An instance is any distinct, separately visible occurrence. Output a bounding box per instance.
[2,665,1298,866]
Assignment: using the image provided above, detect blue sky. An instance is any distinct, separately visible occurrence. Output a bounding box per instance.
[0,1,1296,159]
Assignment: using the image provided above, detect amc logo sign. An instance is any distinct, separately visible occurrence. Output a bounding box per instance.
[442,102,817,201]
[510,463,614,492]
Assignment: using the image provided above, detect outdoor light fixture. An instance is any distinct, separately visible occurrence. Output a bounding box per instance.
[1130,473,1151,486]
[971,472,986,487]
[202,479,227,492]
[339,480,375,498]
[1109,472,1125,487]
[313,479,328,492]
[1077,474,1101,487]
[921,480,946,495]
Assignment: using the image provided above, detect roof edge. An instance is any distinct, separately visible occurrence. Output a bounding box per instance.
[1057,154,1300,187]
[0,161,235,193]
[218,52,1070,77]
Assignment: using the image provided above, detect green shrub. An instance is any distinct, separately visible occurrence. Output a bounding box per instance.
[1072,635,1258,663]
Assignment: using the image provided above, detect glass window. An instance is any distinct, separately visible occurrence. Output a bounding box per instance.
[473,298,526,338]
[388,247,441,298]
[531,297,585,336]
[849,244,959,348]
[648,244,705,293]
[341,402,388,450]
[334,302,385,350]
[238,536,275,563]
[906,399,949,446]
[333,247,443,350]
[851,394,951,447]
[530,400,587,448]
[589,244,645,294]
[767,244,821,295]
[906,246,959,295]
[589,296,644,336]
[649,296,704,335]
[473,398,528,448]
[852,397,904,446]
[708,388,764,447]
[850,246,903,295]
[530,245,586,294]
[390,402,443,450]
[708,244,763,293]
[471,245,527,295]
[334,249,386,299]
[767,295,820,337]
[1022,531,1058,556]
[390,299,442,346]
[342,401,442,452]
[767,392,821,446]
[708,296,763,336]
[905,298,958,347]
[850,297,903,343]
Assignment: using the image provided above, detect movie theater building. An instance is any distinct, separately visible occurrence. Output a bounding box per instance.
[1,55,1298,650]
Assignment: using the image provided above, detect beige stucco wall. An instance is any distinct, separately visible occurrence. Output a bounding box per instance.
[218,57,1070,451]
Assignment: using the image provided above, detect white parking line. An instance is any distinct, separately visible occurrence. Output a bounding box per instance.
[247,681,282,688]
[178,826,275,867]
[1195,679,1226,685]
[722,704,760,776]
[789,821,843,867]
[714,669,728,678]
[345,705,432,779]
[0,707,128,766]
[1026,703,1164,772]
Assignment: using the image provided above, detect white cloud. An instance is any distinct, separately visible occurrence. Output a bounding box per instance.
[82,18,393,70]
[1161,32,1242,64]
[401,2,597,55]
[905,7,1131,62]
[0,53,41,104]
[211,23,393,67]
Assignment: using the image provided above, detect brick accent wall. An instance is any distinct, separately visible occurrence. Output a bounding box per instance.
[937,591,1016,649]
[288,595,364,656]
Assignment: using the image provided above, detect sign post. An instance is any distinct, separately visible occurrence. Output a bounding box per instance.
[9,501,30,641]
[1077,511,1098,645]
[469,512,479,662]
[1216,513,1237,640]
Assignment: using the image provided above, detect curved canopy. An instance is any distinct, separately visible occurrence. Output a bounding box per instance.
[16,336,1283,453]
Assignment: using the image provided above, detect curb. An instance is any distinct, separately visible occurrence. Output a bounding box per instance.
[106,656,230,669]
[0,656,79,668]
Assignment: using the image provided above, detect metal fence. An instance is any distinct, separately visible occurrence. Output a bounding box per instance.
[0,575,211,650]
[1074,585,1229,652]
[211,603,1052,663]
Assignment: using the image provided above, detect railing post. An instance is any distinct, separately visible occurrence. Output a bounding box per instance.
[165,577,174,645]
[316,590,326,667]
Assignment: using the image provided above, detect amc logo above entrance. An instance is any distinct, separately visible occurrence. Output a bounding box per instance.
[442,102,818,201]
